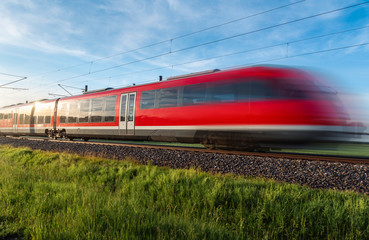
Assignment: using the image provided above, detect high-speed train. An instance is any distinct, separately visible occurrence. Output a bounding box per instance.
[0,66,355,148]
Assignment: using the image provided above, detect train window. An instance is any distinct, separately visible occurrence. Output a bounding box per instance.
[158,87,178,108]
[37,114,44,124]
[248,81,277,100]
[120,95,127,121]
[183,84,206,106]
[79,99,90,123]
[128,94,135,121]
[206,83,236,103]
[32,107,40,124]
[104,96,116,122]
[21,109,28,125]
[0,113,3,119]
[278,82,310,99]
[12,113,16,123]
[44,105,51,124]
[35,109,44,124]
[25,113,30,124]
[59,103,68,123]
[91,98,103,122]
[68,102,78,123]
[19,114,25,124]
[33,108,39,124]
[235,81,250,101]
[45,115,51,124]
[4,113,8,120]
[140,90,156,109]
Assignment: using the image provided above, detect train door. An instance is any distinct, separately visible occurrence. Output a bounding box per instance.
[119,92,136,135]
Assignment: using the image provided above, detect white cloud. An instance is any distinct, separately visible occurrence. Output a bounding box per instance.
[0,1,89,58]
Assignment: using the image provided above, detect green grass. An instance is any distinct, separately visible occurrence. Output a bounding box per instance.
[1,145,369,239]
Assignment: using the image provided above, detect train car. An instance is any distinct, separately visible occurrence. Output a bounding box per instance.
[31,99,58,136]
[52,66,351,146]
[0,105,17,135]
[0,99,57,137]
[0,66,353,148]
[54,90,121,140]
[11,102,34,136]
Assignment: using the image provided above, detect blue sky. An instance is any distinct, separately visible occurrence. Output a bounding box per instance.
[1,0,369,122]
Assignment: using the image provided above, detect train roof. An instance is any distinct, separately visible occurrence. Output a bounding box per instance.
[58,65,300,100]
[0,98,57,110]
[1,65,304,107]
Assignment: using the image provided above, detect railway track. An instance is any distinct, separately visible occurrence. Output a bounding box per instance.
[2,136,369,194]
[6,136,369,165]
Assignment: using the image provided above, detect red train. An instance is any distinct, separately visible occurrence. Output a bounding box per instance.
[0,66,354,148]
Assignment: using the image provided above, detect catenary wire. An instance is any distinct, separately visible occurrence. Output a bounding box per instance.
[3,1,368,99]
[26,0,305,80]
[48,1,369,85]
[93,24,369,84]
[140,41,369,88]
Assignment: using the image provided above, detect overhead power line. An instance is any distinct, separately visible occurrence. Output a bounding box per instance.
[96,24,369,83]
[48,93,68,97]
[6,1,369,99]
[234,42,369,68]
[168,0,306,41]
[58,84,73,96]
[51,0,369,85]
[0,72,27,89]
[0,72,26,78]
[27,0,305,79]
[130,41,369,88]
[169,1,369,53]
[0,77,27,88]
[0,86,28,90]
[58,84,85,91]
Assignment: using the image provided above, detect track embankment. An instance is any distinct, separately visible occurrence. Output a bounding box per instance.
[1,137,369,194]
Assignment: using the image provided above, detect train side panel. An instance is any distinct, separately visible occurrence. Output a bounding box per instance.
[55,94,122,139]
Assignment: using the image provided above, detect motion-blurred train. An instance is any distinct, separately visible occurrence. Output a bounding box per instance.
[0,66,357,148]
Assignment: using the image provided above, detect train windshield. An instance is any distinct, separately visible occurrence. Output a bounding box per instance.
[276,77,339,101]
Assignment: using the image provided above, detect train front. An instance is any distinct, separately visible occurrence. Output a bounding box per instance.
[250,66,362,144]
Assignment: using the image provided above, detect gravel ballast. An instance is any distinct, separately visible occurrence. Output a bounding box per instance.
[1,137,368,194]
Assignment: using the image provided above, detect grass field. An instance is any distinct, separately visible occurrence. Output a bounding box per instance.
[1,145,369,239]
